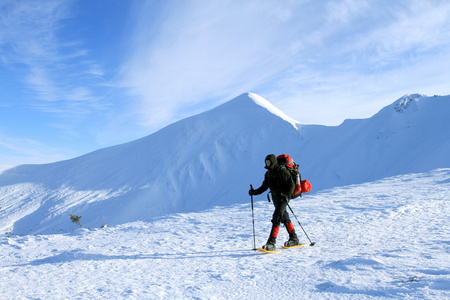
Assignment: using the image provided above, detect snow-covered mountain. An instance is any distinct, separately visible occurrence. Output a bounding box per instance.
[302,93,450,189]
[1,92,449,235]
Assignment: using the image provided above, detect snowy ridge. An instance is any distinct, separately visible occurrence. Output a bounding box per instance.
[247,92,300,129]
[0,93,449,235]
[0,165,15,175]
[0,93,303,234]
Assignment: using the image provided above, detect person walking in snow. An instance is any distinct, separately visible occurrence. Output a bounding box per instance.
[249,154,300,251]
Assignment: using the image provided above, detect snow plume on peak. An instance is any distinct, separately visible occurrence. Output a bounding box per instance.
[218,93,300,129]
[247,93,300,129]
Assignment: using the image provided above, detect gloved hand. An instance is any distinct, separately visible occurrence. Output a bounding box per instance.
[249,188,255,196]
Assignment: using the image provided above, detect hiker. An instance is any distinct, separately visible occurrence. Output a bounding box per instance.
[249,154,300,251]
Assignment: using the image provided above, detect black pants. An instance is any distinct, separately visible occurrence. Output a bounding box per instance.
[271,193,291,226]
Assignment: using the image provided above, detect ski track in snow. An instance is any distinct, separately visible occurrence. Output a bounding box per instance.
[0,169,449,299]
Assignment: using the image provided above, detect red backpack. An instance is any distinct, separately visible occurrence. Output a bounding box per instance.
[277,154,311,198]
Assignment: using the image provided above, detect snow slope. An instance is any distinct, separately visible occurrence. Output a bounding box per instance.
[1,169,449,299]
[299,94,450,190]
[0,93,449,235]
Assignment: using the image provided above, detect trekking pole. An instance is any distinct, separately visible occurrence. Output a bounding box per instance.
[250,184,257,250]
[286,202,316,246]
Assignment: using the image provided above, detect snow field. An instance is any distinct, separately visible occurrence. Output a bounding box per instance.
[1,169,449,299]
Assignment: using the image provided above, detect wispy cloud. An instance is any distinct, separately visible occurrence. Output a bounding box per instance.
[121,0,450,127]
[121,0,307,127]
[1,0,449,165]
[0,0,106,117]
[257,0,450,124]
[0,131,75,165]
[346,1,450,68]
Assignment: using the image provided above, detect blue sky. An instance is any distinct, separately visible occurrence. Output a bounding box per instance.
[1,0,450,166]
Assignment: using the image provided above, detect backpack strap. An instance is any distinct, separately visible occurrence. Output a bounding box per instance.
[277,164,286,172]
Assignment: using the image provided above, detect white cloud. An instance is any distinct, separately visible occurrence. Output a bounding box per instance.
[0,0,106,116]
[0,131,75,165]
[2,0,449,157]
[121,0,307,127]
[261,1,450,124]
[351,1,450,66]
[120,0,450,128]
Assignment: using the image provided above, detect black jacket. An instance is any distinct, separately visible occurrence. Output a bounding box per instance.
[253,154,295,197]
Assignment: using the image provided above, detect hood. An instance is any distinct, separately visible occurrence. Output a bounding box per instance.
[264,154,278,170]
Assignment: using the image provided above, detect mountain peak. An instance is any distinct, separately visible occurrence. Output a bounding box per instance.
[227,92,299,129]
[393,93,425,112]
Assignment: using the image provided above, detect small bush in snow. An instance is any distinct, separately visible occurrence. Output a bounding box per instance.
[70,214,83,228]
